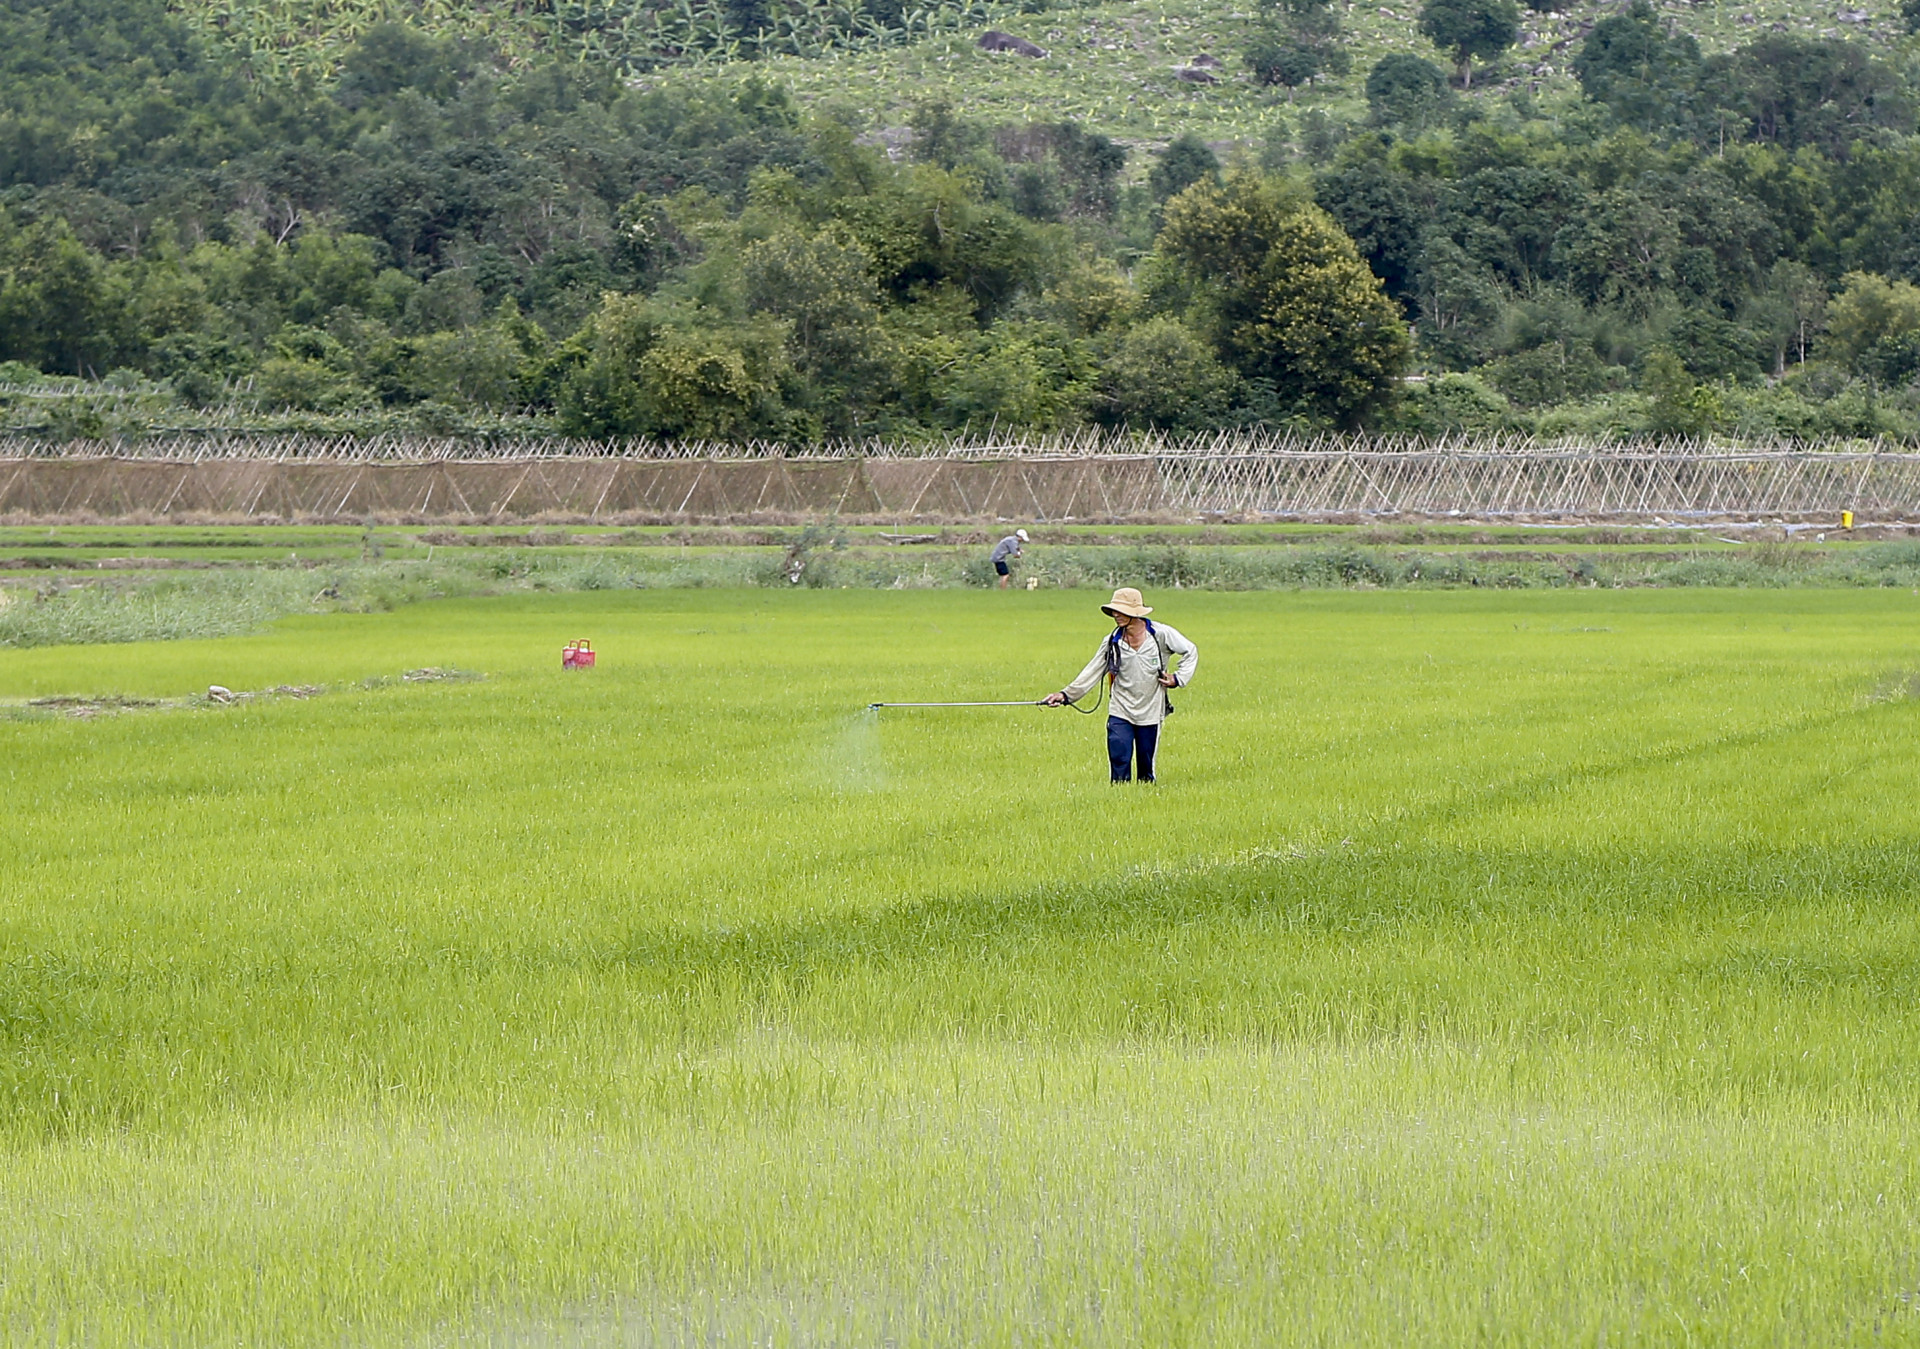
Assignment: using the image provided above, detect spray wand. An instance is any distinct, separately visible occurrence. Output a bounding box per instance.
[868,688,1106,715]
[868,648,1114,715]
[867,700,1046,709]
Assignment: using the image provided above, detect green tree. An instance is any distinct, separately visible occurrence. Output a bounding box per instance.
[1095,317,1237,430]
[1150,135,1221,203]
[1417,0,1519,89]
[835,167,1045,320]
[1572,1,1703,134]
[1042,254,1140,336]
[1314,161,1429,302]
[1664,312,1764,383]
[1699,36,1910,158]
[253,327,366,412]
[1550,187,1680,315]
[559,295,795,439]
[1482,341,1611,408]
[1364,54,1451,127]
[335,23,473,105]
[742,228,882,376]
[0,216,126,375]
[934,325,1093,431]
[284,233,391,325]
[1156,173,1411,428]
[412,324,532,409]
[1823,272,1920,373]
[1247,0,1349,96]
[1036,123,1129,219]
[1246,32,1332,97]
[1411,236,1505,363]
[742,227,888,432]
[1743,260,1826,373]
[906,98,988,171]
[1641,346,1723,436]
[636,324,792,438]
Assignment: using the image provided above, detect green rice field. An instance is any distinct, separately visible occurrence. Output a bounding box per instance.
[6,585,1920,1344]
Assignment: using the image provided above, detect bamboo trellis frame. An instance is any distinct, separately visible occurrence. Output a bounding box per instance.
[0,429,1910,462]
[4,434,1920,520]
[1151,447,1920,516]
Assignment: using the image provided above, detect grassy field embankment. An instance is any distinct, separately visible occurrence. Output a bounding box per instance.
[4,587,1920,1342]
[6,521,1920,650]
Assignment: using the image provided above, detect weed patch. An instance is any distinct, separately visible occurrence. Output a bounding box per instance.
[17,539,1920,651]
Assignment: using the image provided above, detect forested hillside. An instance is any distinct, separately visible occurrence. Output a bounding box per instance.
[2,0,1919,440]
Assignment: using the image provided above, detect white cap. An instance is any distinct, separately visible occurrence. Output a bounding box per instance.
[1016,529,1029,541]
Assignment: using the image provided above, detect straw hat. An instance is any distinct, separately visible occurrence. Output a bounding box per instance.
[1016,528,1029,541]
[1101,587,1152,618]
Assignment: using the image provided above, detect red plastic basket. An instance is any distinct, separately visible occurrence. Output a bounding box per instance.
[562,639,596,669]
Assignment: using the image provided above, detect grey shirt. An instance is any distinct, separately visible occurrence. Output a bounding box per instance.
[990,536,1023,564]
[1061,622,1199,727]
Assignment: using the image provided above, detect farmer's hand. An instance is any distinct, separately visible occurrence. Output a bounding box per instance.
[1044,691,1067,706]
[1157,672,1178,688]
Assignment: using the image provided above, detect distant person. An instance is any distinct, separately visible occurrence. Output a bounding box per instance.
[991,529,1029,588]
[1045,587,1198,783]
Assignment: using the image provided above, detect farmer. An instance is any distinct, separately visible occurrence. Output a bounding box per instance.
[990,529,1029,588]
[1045,587,1198,783]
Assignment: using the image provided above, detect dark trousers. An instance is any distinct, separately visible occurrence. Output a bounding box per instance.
[1107,716,1160,783]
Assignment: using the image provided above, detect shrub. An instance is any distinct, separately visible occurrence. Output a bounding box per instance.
[1641,347,1725,437]
[1096,318,1238,431]
[1394,372,1517,434]
[559,295,796,439]
[1825,272,1920,375]
[253,358,365,413]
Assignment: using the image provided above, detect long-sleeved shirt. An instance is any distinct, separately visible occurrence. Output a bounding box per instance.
[1060,622,1198,726]
[990,536,1024,563]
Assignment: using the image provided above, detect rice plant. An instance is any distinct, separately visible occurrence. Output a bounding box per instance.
[5,587,1920,1342]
